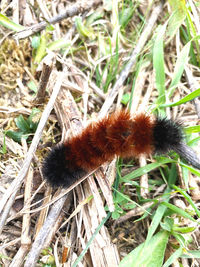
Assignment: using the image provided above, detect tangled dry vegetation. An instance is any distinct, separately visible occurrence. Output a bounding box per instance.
[0,0,200,266]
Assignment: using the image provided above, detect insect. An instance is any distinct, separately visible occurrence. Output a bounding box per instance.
[42,110,200,188]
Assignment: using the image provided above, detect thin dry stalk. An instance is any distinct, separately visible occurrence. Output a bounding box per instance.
[130,69,149,114]
[24,189,68,267]
[34,186,52,238]
[95,170,115,212]
[9,167,33,267]
[43,193,73,248]
[139,156,149,199]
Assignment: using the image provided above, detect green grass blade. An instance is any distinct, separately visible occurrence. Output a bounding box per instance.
[161,202,197,222]
[153,23,167,104]
[112,187,151,215]
[179,162,200,177]
[47,39,70,51]
[161,88,200,107]
[0,13,24,31]
[144,164,178,245]
[172,184,200,218]
[121,157,175,182]
[184,125,200,134]
[181,250,200,259]
[34,33,49,65]
[72,212,111,267]
[185,9,200,65]
[145,204,168,244]
[168,41,191,97]
[163,246,183,267]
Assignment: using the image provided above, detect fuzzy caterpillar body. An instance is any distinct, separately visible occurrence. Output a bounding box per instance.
[42,110,200,188]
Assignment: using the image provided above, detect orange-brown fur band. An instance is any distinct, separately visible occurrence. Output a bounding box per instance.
[67,111,154,172]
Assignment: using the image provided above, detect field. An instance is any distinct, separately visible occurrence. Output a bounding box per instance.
[0,0,200,266]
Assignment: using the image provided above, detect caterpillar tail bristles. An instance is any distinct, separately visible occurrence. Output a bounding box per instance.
[42,144,87,188]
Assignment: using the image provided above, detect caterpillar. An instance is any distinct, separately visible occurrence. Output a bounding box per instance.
[42,110,200,188]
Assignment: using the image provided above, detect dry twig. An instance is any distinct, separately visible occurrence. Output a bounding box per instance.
[35,53,54,104]
[13,0,102,40]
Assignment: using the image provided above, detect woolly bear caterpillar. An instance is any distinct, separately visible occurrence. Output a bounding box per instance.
[42,110,200,188]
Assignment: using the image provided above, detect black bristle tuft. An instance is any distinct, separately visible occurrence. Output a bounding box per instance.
[153,117,183,153]
[42,144,87,188]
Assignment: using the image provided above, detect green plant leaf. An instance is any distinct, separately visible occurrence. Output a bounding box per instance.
[75,17,95,40]
[5,109,40,143]
[185,8,200,65]
[31,36,41,49]
[0,135,7,154]
[121,93,130,105]
[5,131,28,143]
[179,162,200,177]
[144,185,172,245]
[160,217,174,232]
[15,115,30,133]
[181,165,190,192]
[27,81,38,93]
[103,0,112,11]
[119,7,134,28]
[167,0,186,41]
[112,187,144,215]
[46,24,54,32]
[111,209,121,219]
[174,233,186,247]
[119,230,169,267]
